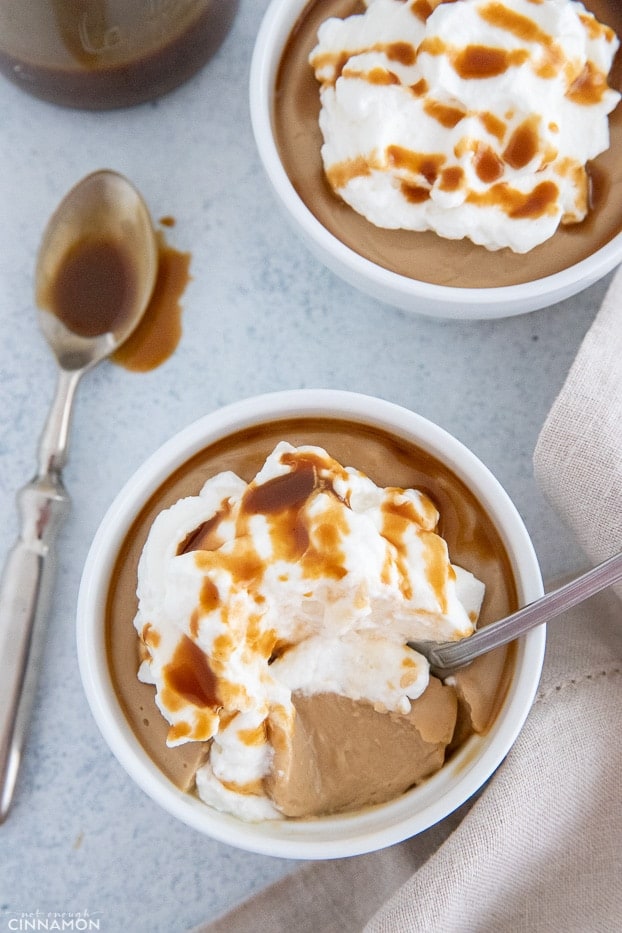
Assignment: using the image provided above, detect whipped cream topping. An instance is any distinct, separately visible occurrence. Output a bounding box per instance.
[134,442,484,818]
[309,0,620,253]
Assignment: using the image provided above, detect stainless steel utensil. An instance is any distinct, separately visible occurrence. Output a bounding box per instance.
[410,550,622,678]
[0,170,157,822]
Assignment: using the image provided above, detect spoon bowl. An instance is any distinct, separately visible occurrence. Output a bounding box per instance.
[0,170,157,822]
[35,170,158,371]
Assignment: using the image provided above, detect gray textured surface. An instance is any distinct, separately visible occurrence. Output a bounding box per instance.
[0,2,609,929]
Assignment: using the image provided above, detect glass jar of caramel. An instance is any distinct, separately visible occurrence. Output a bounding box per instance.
[0,0,238,109]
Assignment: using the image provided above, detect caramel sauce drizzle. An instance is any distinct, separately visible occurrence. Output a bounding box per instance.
[328,137,564,219]
[479,111,507,142]
[410,77,428,96]
[410,0,434,23]
[419,36,530,78]
[423,99,466,128]
[478,2,554,47]
[439,165,465,191]
[343,65,400,85]
[160,635,222,739]
[473,144,505,184]
[316,0,617,224]
[312,39,417,85]
[567,59,612,105]
[156,449,458,727]
[579,10,617,43]
[317,1,614,103]
[326,154,371,190]
[502,115,541,170]
[467,179,559,218]
[388,145,446,183]
[111,229,191,373]
[163,635,220,710]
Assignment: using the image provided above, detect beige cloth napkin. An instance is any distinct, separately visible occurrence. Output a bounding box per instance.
[198,268,622,933]
[533,268,622,599]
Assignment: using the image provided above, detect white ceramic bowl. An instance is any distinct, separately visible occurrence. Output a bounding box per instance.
[249,0,622,320]
[77,389,545,859]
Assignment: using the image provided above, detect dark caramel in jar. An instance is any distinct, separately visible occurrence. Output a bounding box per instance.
[105,417,518,790]
[0,0,239,109]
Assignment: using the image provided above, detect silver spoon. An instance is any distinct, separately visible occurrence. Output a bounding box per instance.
[0,170,158,823]
[410,550,622,678]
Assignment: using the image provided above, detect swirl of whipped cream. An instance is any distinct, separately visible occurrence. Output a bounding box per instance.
[310,0,620,252]
[134,442,484,818]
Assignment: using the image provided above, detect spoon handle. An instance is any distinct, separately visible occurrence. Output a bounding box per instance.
[424,550,622,677]
[0,369,79,823]
[0,476,70,823]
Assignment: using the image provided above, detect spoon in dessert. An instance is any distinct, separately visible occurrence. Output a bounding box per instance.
[0,170,158,823]
[410,549,622,678]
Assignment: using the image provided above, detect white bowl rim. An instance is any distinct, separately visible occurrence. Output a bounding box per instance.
[249,0,622,318]
[77,389,545,859]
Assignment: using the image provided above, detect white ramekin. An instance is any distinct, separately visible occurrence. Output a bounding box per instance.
[249,0,622,320]
[77,389,545,858]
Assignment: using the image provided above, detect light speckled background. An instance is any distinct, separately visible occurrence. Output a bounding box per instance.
[0,2,611,930]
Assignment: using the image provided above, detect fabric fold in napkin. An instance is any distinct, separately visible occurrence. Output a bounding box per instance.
[197,268,622,933]
[534,267,622,597]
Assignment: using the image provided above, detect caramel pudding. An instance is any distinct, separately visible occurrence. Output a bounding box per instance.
[274,0,622,286]
[106,418,518,819]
